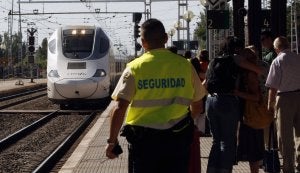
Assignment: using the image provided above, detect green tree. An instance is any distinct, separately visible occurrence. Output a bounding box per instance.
[2,33,10,58]
[193,11,207,49]
[35,37,47,70]
[0,32,25,65]
[12,32,25,65]
[0,34,4,65]
[0,35,3,58]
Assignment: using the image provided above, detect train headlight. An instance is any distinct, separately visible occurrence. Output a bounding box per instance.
[48,70,60,78]
[93,69,106,77]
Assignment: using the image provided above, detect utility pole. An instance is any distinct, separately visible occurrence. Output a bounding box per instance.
[15,0,25,85]
[18,0,23,77]
[8,0,14,77]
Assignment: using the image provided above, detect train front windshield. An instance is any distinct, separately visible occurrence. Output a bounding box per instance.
[62,29,94,59]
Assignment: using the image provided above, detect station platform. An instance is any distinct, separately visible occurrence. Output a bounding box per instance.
[59,101,265,173]
[0,78,47,94]
[0,79,268,172]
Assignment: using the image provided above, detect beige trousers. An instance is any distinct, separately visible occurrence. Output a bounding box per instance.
[275,91,300,173]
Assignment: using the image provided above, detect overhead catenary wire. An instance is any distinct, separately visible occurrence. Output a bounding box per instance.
[1,0,201,56]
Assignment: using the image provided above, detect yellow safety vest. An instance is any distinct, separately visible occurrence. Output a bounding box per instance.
[125,49,194,127]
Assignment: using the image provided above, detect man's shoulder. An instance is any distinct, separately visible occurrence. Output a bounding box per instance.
[270,50,277,58]
[264,51,276,58]
[127,54,148,66]
[263,51,276,65]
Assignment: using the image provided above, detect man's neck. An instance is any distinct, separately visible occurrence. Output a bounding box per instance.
[145,45,165,51]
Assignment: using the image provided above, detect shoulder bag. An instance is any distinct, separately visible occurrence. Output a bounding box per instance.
[244,98,274,129]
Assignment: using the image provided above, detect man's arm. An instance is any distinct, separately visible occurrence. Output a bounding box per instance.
[190,65,207,118]
[267,87,277,113]
[106,98,129,159]
[190,100,203,119]
[238,58,264,76]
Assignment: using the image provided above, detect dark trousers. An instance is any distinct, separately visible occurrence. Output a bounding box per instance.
[125,116,194,173]
[206,95,240,172]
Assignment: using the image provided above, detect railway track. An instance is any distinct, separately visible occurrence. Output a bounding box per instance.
[0,83,107,172]
[0,87,46,102]
[0,87,47,109]
[0,111,59,151]
[33,111,96,173]
[0,110,100,173]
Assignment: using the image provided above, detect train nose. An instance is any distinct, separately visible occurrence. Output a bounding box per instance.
[54,79,98,98]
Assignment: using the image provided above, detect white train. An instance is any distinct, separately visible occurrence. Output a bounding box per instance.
[47,25,121,109]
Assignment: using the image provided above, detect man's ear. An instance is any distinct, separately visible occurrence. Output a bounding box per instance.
[164,33,168,44]
[141,38,148,50]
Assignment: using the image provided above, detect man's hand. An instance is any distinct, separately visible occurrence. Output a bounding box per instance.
[105,144,118,159]
[267,100,275,114]
[106,99,129,159]
[267,87,277,114]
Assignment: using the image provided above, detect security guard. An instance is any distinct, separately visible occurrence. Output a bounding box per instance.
[105,18,206,173]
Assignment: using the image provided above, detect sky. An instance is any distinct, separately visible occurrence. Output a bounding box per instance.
[0,0,204,57]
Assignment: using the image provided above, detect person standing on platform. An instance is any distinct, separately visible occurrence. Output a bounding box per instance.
[205,36,263,173]
[199,49,210,75]
[167,45,178,54]
[184,50,192,59]
[105,18,207,173]
[261,30,277,66]
[205,37,243,173]
[235,47,265,173]
[198,49,210,136]
[265,36,300,173]
[260,31,278,153]
[189,57,205,173]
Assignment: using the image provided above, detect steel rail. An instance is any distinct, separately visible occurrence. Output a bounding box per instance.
[32,112,97,173]
[0,92,47,110]
[0,87,47,102]
[0,111,59,152]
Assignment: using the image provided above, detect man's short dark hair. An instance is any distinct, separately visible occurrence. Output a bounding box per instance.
[220,36,244,55]
[190,58,201,74]
[261,30,274,40]
[141,18,166,45]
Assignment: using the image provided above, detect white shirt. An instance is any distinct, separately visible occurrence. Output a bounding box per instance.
[265,49,300,93]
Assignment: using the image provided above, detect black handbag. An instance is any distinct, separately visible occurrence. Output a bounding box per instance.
[263,122,280,173]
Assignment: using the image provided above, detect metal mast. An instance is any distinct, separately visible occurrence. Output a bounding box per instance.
[210,1,229,59]
[8,0,14,77]
[145,0,151,19]
[18,0,23,76]
[291,0,299,53]
[176,0,188,43]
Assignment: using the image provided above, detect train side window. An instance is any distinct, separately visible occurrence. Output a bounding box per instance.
[48,39,56,54]
[99,38,109,54]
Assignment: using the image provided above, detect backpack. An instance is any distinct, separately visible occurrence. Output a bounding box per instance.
[206,55,239,94]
